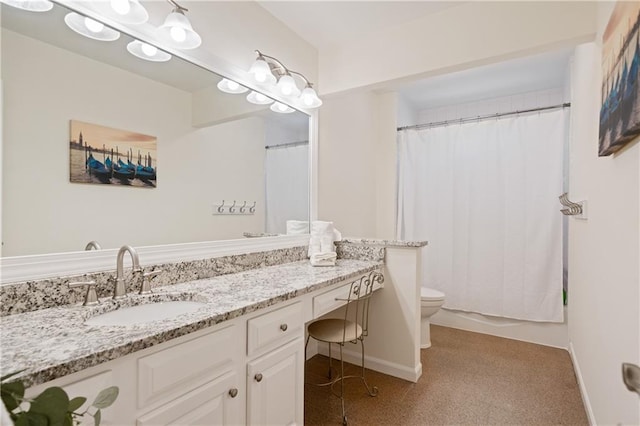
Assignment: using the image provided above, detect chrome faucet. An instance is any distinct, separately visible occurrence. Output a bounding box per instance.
[114,245,141,299]
[85,240,102,250]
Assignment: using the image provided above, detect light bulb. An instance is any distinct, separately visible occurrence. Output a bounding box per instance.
[255,71,267,83]
[279,76,294,95]
[110,0,130,15]
[84,17,104,33]
[170,26,186,42]
[255,93,267,102]
[227,80,239,91]
[300,86,322,108]
[140,43,157,57]
[276,74,300,97]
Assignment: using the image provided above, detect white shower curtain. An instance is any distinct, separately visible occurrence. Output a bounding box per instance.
[265,143,309,234]
[397,110,566,322]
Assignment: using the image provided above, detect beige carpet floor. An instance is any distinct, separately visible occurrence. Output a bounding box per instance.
[304,325,588,425]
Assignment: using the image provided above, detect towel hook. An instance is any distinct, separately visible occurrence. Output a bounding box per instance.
[229,200,236,213]
[240,201,247,213]
[217,200,225,213]
[558,193,587,219]
[250,201,256,213]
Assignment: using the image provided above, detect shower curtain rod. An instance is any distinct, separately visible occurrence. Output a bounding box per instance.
[397,102,571,132]
[265,140,309,150]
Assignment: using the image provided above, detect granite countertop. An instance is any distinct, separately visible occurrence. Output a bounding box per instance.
[0,259,381,387]
[338,238,428,247]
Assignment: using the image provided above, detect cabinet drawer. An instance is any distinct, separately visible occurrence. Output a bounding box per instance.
[313,282,353,318]
[247,302,303,357]
[138,324,236,410]
[313,274,384,318]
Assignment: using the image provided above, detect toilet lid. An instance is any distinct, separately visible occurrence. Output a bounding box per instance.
[421,287,445,300]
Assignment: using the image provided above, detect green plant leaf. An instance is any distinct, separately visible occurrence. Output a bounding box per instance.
[15,411,48,426]
[91,387,118,409]
[67,396,86,413]
[93,409,101,426]
[28,386,69,425]
[63,413,73,426]
[1,380,23,411]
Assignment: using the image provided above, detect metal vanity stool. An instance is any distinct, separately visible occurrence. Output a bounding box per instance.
[305,271,384,426]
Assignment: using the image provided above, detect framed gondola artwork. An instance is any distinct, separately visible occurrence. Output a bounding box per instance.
[69,120,157,187]
[599,1,640,156]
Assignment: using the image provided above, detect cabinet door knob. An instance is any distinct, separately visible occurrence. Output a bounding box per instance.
[280,323,288,332]
[228,388,238,398]
[254,373,263,382]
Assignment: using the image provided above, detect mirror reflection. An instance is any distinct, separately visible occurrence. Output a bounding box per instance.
[1,1,310,257]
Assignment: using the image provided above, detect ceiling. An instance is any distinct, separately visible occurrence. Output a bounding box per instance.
[257,1,572,111]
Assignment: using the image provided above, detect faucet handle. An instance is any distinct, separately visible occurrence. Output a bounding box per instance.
[140,270,162,295]
[69,281,99,306]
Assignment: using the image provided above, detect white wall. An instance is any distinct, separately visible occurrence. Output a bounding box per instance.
[566,5,640,423]
[318,1,596,95]
[1,30,265,256]
[140,0,318,85]
[317,91,378,236]
[317,2,639,423]
[416,88,565,123]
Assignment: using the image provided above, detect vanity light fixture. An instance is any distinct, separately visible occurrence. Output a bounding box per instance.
[270,102,295,114]
[248,50,322,109]
[217,78,249,94]
[127,40,171,62]
[158,0,201,50]
[64,12,120,41]
[248,52,277,85]
[95,0,149,25]
[0,0,53,12]
[246,91,274,105]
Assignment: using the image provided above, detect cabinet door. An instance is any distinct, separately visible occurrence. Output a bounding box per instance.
[247,338,304,426]
[137,371,242,426]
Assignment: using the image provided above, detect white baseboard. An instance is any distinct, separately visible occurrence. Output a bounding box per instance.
[569,342,596,425]
[430,308,569,349]
[317,344,422,383]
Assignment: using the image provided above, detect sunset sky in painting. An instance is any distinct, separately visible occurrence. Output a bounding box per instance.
[70,120,157,159]
[602,1,640,75]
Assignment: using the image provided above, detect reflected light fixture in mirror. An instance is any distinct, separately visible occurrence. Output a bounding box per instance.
[64,12,121,41]
[247,91,274,105]
[0,0,52,12]
[270,102,295,114]
[247,50,322,109]
[158,0,201,50]
[217,78,249,94]
[94,0,149,25]
[127,40,172,62]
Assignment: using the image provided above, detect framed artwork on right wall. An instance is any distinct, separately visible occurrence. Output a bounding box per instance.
[599,1,640,156]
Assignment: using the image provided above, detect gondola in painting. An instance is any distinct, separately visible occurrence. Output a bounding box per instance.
[69,120,157,187]
[599,1,640,156]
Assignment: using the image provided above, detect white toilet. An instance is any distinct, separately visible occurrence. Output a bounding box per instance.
[420,287,445,349]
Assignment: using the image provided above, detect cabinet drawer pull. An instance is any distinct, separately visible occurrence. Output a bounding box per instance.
[228,388,238,398]
[254,373,263,382]
[280,323,288,332]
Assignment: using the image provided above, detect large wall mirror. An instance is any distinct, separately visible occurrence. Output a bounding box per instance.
[1,1,310,257]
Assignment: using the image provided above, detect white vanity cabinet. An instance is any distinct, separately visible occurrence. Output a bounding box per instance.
[246,302,305,426]
[24,301,306,426]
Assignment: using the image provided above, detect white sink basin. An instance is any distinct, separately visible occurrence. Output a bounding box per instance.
[85,301,206,326]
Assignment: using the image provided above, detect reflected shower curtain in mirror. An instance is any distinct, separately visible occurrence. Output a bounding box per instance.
[265,142,309,234]
[396,110,567,322]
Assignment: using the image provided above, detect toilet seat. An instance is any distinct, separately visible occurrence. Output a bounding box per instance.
[421,287,445,301]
